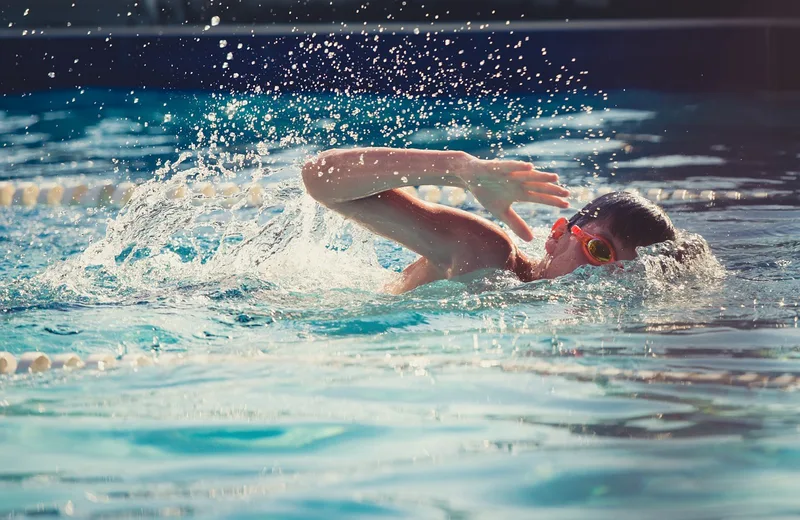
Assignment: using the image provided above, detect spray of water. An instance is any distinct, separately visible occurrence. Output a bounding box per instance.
[36,156,393,307]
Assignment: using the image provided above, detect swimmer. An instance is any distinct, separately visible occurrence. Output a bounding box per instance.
[302,148,676,293]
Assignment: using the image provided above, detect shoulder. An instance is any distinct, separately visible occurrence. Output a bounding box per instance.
[449,215,531,276]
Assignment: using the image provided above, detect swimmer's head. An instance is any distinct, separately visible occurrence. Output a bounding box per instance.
[539,191,677,278]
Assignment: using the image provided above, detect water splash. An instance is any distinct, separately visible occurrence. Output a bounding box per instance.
[36,159,392,306]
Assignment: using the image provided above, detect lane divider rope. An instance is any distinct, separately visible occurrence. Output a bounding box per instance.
[1,351,797,390]
[0,179,775,210]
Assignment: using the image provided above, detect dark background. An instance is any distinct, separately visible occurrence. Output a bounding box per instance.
[1,1,799,94]
[2,0,800,28]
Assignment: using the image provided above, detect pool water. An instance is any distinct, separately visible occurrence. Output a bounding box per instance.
[1,88,800,519]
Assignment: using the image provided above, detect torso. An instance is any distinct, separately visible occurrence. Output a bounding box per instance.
[386,245,537,294]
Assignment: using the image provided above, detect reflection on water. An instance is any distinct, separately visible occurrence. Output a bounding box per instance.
[0,89,799,518]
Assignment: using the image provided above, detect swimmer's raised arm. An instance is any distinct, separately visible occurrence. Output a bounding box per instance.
[303,147,569,236]
[302,147,569,277]
[302,147,471,205]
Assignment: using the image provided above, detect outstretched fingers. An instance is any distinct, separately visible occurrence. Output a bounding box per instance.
[524,191,571,208]
[510,170,559,183]
[490,160,535,173]
[523,181,570,198]
[510,170,570,206]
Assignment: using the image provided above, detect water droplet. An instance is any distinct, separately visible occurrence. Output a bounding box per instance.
[210,16,220,26]
[219,39,227,48]
[47,72,55,78]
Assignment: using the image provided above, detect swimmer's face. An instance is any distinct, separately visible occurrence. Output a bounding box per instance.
[539,218,638,278]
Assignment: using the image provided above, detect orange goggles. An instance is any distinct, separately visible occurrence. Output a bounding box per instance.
[550,217,616,265]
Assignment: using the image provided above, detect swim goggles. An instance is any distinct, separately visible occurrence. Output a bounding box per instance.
[550,217,617,265]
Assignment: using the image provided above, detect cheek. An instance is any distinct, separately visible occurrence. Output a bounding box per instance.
[546,239,590,277]
[559,239,586,263]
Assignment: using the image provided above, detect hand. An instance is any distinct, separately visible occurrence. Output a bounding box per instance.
[460,158,570,241]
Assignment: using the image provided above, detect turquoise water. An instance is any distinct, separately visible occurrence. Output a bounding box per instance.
[1,89,800,518]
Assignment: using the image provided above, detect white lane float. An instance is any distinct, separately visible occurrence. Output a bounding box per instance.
[0,352,18,374]
[671,188,691,200]
[121,353,155,367]
[244,183,264,207]
[51,353,84,370]
[12,183,39,206]
[217,182,242,208]
[0,182,14,206]
[646,188,664,201]
[110,181,136,207]
[416,185,442,203]
[16,352,51,373]
[63,183,90,205]
[84,353,116,371]
[82,182,116,207]
[442,186,468,206]
[194,182,216,199]
[37,183,65,205]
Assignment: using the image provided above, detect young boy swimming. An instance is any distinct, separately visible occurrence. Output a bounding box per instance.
[302,147,676,293]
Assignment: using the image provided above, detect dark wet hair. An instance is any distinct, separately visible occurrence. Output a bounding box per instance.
[567,191,676,250]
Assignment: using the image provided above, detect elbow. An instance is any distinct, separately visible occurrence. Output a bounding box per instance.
[301,153,330,204]
[302,149,350,207]
[301,158,320,198]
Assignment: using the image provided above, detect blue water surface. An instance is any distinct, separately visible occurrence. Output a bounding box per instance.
[0,88,799,519]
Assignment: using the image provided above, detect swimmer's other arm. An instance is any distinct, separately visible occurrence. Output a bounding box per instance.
[302,147,569,276]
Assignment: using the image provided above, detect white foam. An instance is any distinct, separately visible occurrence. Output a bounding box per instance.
[611,155,726,169]
[516,138,626,157]
[536,108,656,129]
